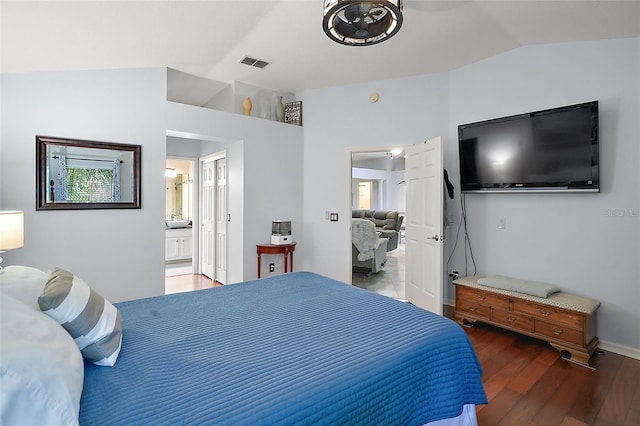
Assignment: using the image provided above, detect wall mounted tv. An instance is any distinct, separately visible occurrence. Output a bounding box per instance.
[458,101,599,193]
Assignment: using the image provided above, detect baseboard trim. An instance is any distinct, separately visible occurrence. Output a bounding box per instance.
[599,340,640,360]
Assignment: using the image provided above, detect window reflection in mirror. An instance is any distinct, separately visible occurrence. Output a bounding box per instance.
[165,159,194,221]
[37,136,141,210]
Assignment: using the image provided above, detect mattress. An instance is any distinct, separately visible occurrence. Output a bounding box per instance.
[80,272,486,425]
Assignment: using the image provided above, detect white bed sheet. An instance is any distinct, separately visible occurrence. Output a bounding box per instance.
[424,404,477,426]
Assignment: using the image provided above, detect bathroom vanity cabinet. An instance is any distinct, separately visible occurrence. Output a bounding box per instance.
[165,228,193,261]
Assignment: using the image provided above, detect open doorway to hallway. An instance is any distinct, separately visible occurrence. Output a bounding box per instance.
[164,134,229,294]
[350,148,406,298]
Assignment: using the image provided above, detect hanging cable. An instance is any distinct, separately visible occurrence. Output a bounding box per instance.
[460,193,477,276]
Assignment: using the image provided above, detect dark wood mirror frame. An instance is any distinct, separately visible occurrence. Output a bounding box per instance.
[36,136,141,210]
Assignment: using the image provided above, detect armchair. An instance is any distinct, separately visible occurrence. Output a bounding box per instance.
[352,218,388,274]
[352,209,403,251]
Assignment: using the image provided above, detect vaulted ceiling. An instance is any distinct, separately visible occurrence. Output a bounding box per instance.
[2,1,639,97]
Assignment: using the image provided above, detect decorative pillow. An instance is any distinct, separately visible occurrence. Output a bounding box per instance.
[38,268,123,367]
[477,275,561,298]
[1,294,83,426]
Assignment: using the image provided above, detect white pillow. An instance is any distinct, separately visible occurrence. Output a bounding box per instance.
[0,265,50,310]
[38,268,123,366]
[0,294,84,426]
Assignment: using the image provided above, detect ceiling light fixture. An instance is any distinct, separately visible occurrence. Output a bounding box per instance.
[323,0,403,46]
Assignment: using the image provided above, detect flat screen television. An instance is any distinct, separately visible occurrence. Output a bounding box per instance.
[458,101,599,193]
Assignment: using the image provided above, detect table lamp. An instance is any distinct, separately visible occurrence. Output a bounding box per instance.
[0,211,24,273]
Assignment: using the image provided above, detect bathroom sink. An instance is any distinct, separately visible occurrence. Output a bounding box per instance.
[166,220,191,229]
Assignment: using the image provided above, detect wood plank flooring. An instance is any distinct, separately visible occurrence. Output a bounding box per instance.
[165,273,221,294]
[455,318,640,425]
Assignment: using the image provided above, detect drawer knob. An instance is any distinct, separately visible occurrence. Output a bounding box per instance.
[469,306,477,312]
[540,309,552,317]
[507,315,516,322]
[552,327,564,335]
[476,295,486,301]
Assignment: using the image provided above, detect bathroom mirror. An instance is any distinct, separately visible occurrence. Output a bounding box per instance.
[165,159,194,222]
[36,135,141,210]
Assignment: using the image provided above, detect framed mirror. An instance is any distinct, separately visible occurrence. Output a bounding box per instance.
[36,136,141,210]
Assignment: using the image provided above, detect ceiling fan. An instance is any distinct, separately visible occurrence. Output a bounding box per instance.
[323,1,403,46]
[322,1,469,46]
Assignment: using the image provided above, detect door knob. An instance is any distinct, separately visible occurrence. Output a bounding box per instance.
[428,235,443,241]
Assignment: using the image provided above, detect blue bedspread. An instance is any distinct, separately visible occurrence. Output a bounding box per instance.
[80,272,486,425]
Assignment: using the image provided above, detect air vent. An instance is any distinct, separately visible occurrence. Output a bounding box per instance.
[240,56,270,69]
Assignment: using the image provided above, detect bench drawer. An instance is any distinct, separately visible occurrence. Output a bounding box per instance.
[513,300,584,328]
[492,308,533,333]
[456,298,491,319]
[535,320,584,346]
[456,286,510,310]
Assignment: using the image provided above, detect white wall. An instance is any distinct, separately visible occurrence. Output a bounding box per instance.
[301,37,639,351]
[165,102,304,282]
[1,68,304,302]
[302,73,450,281]
[447,38,640,351]
[351,167,406,211]
[1,68,168,302]
[304,39,640,352]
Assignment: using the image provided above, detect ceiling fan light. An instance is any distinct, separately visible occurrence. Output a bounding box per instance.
[323,0,403,46]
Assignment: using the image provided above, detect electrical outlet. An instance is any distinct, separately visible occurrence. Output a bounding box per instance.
[269,263,275,273]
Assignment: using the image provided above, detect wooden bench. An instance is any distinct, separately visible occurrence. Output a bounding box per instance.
[453,276,600,368]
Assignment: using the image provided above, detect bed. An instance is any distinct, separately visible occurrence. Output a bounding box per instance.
[1,267,486,425]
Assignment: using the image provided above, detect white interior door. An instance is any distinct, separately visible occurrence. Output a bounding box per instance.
[201,159,215,279]
[405,137,443,314]
[215,158,227,284]
[358,181,373,209]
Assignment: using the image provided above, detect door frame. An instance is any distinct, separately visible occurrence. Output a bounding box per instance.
[345,145,409,284]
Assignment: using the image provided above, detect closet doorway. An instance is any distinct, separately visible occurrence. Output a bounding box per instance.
[200,152,227,284]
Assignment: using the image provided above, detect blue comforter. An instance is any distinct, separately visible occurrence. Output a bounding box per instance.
[80,272,486,425]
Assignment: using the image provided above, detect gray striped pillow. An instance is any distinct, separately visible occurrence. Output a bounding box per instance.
[38,268,123,366]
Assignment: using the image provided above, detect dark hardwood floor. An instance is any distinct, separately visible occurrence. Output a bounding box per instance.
[455,318,640,425]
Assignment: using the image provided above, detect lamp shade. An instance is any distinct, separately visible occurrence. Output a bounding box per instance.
[0,211,24,251]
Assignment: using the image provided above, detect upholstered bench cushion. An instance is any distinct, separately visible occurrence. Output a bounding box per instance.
[477,275,560,298]
[454,276,600,314]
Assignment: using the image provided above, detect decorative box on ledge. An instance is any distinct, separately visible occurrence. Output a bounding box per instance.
[453,275,600,369]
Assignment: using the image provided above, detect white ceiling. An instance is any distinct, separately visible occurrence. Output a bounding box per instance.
[2,1,639,98]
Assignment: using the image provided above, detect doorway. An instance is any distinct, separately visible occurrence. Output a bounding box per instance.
[357,181,373,209]
[348,138,444,313]
[200,152,228,284]
[165,158,196,278]
[350,148,407,299]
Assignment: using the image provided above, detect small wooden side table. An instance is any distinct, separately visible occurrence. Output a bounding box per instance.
[256,243,296,278]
